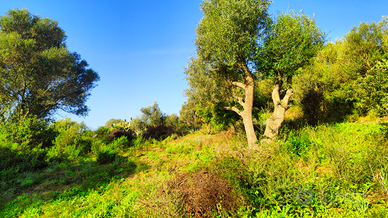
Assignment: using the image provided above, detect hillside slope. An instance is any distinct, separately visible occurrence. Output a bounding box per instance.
[1,121,388,217]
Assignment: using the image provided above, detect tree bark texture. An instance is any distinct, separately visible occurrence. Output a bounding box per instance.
[262,84,293,144]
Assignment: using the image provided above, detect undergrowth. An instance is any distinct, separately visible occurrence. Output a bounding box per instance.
[1,120,388,217]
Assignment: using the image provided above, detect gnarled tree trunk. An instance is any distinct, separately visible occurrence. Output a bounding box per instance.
[225,65,257,148]
[262,84,293,144]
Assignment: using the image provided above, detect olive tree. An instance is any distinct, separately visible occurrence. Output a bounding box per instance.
[259,11,326,143]
[191,0,270,147]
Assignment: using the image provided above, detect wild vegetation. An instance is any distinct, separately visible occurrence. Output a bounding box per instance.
[1,0,388,217]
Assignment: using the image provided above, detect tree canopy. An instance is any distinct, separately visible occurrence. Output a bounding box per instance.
[0,9,99,121]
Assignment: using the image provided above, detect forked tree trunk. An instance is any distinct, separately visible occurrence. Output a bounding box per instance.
[262,84,293,144]
[225,65,257,148]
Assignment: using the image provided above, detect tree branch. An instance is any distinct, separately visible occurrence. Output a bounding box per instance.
[224,106,242,116]
[232,81,245,89]
[280,88,293,109]
[272,84,281,105]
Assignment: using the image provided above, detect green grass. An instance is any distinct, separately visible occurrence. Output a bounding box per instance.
[1,122,388,217]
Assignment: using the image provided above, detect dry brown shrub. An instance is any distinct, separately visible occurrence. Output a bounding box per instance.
[166,171,237,217]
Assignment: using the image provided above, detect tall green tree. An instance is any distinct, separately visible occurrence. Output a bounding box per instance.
[179,99,200,130]
[129,101,166,136]
[140,101,166,128]
[259,11,326,143]
[0,9,99,121]
[192,0,270,147]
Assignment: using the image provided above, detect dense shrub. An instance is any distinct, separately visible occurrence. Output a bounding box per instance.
[301,89,326,125]
[109,136,129,151]
[0,146,48,192]
[0,147,48,173]
[94,136,127,164]
[0,116,51,187]
[108,129,135,144]
[94,126,111,142]
[0,115,57,150]
[143,124,174,140]
[285,132,311,157]
[46,118,91,160]
[96,146,119,164]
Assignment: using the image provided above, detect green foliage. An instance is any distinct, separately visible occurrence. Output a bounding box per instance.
[294,16,388,120]
[285,132,311,156]
[179,99,200,130]
[109,136,129,151]
[1,120,388,217]
[129,102,181,140]
[104,118,125,128]
[196,0,270,65]
[355,59,388,116]
[0,115,56,150]
[0,147,48,174]
[111,120,131,132]
[260,10,326,82]
[46,118,91,160]
[129,102,166,136]
[0,9,99,120]
[139,101,166,128]
[240,122,388,216]
[196,103,240,133]
[0,116,51,193]
[96,147,119,165]
[165,113,179,128]
[94,126,111,142]
[129,116,146,136]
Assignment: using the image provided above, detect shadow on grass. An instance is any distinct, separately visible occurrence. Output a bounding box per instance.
[0,154,150,215]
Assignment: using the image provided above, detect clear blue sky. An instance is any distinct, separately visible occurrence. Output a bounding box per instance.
[1,0,387,129]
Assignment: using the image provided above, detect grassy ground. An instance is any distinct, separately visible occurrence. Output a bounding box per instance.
[1,120,388,217]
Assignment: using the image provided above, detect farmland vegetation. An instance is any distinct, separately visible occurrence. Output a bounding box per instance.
[1,1,388,217]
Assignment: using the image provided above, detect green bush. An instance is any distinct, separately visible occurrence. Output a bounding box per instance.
[46,118,92,160]
[0,115,57,151]
[0,147,47,173]
[94,126,111,142]
[109,136,129,151]
[96,146,119,165]
[0,116,51,187]
[285,132,311,157]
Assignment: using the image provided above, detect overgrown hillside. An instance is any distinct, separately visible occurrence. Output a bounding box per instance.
[1,2,388,218]
[1,117,388,217]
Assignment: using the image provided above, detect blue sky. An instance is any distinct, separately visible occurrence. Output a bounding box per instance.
[1,0,387,129]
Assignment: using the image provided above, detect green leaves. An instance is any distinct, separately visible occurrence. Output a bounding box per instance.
[196,0,270,67]
[260,10,326,82]
[0,9,99,120]
[354,59,388,116]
